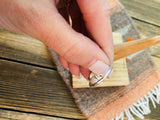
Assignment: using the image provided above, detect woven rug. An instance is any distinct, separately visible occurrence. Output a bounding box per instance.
[48,0,160,119]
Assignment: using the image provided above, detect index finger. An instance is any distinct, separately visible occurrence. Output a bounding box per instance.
[77,0,114,64]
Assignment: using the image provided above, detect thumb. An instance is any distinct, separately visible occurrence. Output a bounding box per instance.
[23,2,111,76]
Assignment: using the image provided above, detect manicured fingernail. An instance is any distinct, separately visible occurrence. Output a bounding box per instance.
[89,60,110,77]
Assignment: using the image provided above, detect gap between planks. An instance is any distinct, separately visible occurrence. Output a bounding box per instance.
[120,0,160,27]
[0,59,85,119]
[0,109,68,120]
[0,58,160,119]
[0,29,55,69]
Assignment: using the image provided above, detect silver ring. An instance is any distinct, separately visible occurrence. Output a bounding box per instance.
[89,66,113,87]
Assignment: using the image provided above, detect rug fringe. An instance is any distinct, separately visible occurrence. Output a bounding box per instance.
[112,83,160,120]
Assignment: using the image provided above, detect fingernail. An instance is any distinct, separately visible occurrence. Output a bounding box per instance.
[89,60,110,77]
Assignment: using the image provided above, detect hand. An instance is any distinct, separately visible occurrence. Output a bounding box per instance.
[0,0,113,79]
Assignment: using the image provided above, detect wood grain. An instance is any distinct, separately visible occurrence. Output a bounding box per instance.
[133,19,160,38]
[0,29,55,68]
[121,0,160,59]
[114,35,160,61]
[120,0,160,27]
[0,58,160,120]
[1,108,159,120]
[0,59,85,119]
[0,109,67,120]
[73,33,129,88]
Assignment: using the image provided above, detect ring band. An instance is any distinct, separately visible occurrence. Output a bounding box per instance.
[89,66,113,87]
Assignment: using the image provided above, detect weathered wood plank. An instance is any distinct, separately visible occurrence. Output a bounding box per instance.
[1,58,160,120]
[0,29,55,68]
[0,59,85,119]
[0,109,67,120]
[0,19,160,70]
[133,19,160,38]
[120,0,160,27]
[1,106,159,120]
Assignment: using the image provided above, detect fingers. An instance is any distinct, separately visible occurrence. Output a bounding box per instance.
[59,55,82,78]
[68,63,80,77]
[59,55,90,79]
[77,0,114,64]
[59,55,89,79]
[22,2,111,77]
[58,55,69,69]
[0,0,112,77]
[80,67,91,80]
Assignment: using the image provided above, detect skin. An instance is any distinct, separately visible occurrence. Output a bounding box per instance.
[0,0,113,79]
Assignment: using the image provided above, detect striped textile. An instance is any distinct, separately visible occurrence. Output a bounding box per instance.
[49,0,160,119]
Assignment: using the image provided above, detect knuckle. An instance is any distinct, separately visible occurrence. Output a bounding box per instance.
[63,41,82,61]
[62,34,85,63]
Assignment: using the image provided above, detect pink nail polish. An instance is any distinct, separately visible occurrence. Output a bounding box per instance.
[89,60,110,77]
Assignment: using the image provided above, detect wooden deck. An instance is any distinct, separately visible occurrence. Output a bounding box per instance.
[0,0,160,119]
